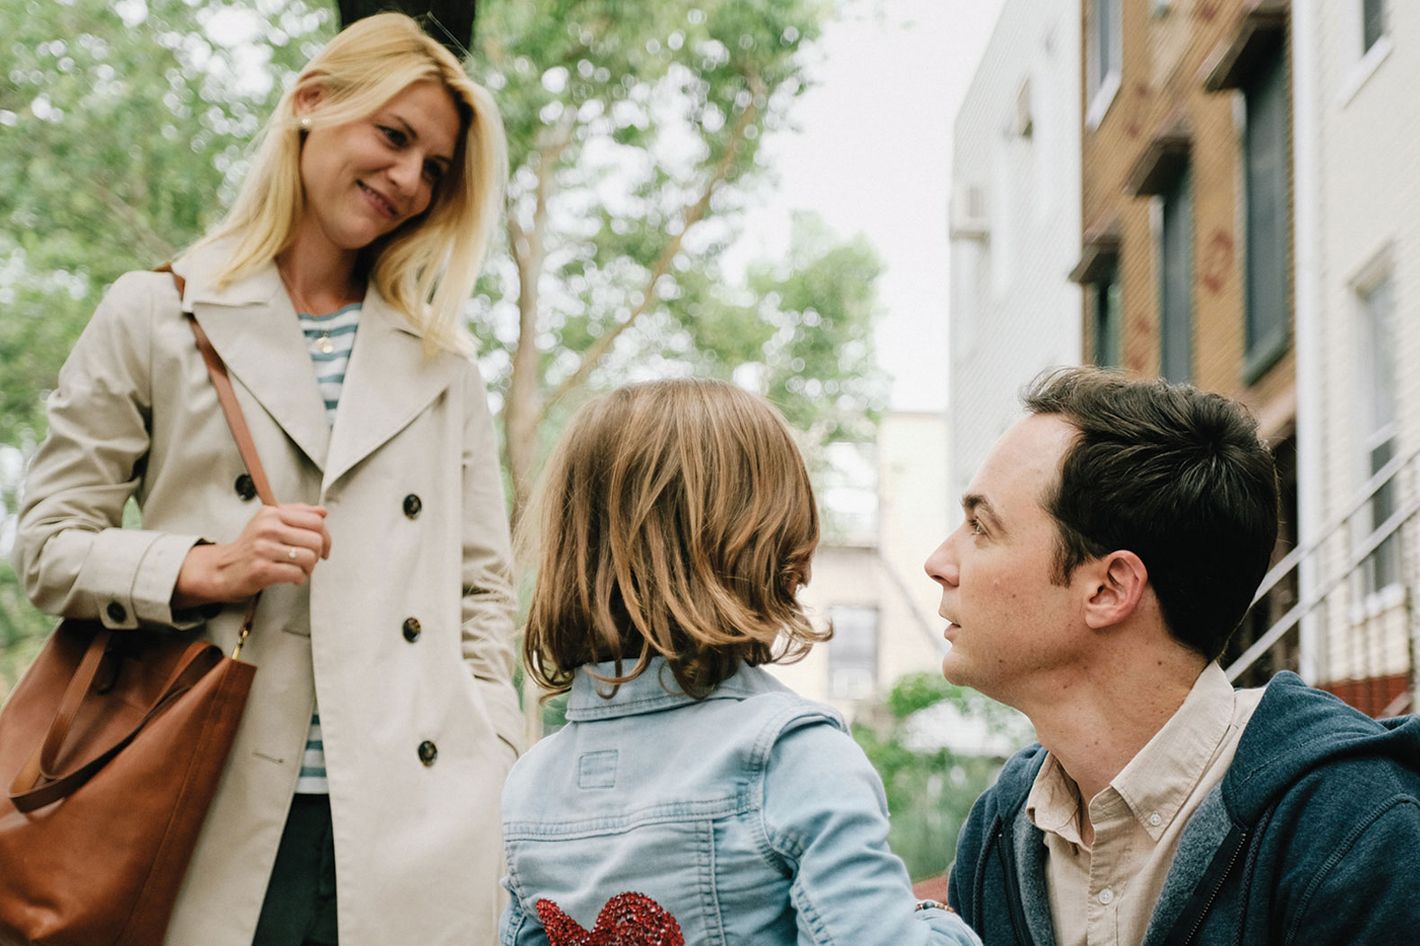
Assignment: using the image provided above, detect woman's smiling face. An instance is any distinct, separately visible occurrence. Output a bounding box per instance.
[294,79,460,254]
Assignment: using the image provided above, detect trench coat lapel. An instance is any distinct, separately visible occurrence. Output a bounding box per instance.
[322,290,461,491]
[174,242,331,471]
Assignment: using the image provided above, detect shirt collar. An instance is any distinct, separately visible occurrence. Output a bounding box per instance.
[563,656,793,722]
[1025,753,1089,846]
[1110,661,1237,840]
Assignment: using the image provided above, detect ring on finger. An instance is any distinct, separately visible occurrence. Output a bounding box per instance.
[287,546,299,561]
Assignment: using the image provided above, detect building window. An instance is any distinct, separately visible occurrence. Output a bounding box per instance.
[1159,169,1193,382]
[1093,266,1122,368]
[1088,0,1123,125]
[1363,0,1388,54]
[828,606,878,700]
[1241,49,1290,380]
[1358,275,1400,593]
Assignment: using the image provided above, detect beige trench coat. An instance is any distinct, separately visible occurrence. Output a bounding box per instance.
[14,238,522,945]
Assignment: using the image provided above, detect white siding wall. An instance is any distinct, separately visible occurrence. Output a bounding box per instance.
[1307,0,1420,689]
[949,0,1083,504]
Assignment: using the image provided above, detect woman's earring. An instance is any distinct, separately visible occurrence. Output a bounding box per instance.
[298,116,312,132]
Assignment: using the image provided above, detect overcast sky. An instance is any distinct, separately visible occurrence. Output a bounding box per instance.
[734,0,1005,412]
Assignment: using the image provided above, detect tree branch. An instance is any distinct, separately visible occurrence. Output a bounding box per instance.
[90,173,176,262]
[536,90,759,423]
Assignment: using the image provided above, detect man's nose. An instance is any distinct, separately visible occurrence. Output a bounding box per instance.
[924,535,959,587]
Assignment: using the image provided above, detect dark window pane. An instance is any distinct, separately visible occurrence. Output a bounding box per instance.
[1243,53,1290,374]
[1364,0,1387,53]
[1368,437,1399,591]
[1091,0,1121,94]
[1160,171,1193,382]
[1094,270,1122,368]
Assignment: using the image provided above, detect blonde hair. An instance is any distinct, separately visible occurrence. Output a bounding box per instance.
[200,12,506,354]
[522,379,829,698]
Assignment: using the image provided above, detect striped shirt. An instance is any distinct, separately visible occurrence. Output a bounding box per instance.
[295,302,360,793]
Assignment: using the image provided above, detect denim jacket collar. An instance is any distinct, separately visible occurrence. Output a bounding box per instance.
[565,657,791,722]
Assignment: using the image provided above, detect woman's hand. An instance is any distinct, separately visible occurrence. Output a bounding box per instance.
[173,503,333,607]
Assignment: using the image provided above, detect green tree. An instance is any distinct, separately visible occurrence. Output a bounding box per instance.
[852,672,1031,883]
[466,0,882,516]
[0,0,885,689]
[0,0,336,691]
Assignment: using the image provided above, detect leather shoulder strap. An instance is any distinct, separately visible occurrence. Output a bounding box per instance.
[154,263,278,507]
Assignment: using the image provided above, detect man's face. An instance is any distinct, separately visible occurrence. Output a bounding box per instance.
[924,413,1091,705]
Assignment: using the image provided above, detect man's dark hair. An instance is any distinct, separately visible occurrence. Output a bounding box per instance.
[1023,367,1280,661]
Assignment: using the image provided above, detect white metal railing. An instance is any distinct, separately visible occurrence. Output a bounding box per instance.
[1225,446,1419,686]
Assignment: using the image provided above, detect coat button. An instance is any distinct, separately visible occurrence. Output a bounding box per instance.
[106,601,127,623]
[402,617,422,642]
[234,474,256,501]
[417,740,438,766]
[403,494,422,519]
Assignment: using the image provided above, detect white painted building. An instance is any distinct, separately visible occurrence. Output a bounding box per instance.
[773,412,952,721]
[948,0,1082,503]
[1283,0,1419,715]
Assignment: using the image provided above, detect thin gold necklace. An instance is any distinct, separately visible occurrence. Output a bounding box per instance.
[279,266,352,354]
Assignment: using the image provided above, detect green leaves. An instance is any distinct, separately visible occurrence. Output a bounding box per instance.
[467,0,882,515]
[0,0,888,684]
[852,672,1027,883]
[0,0,334,446]
[0,0,334,682]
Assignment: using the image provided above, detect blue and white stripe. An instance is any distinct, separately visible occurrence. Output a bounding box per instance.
[299,303,361,425]
[294,302,360,794]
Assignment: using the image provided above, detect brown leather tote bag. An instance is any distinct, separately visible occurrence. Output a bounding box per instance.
[0,622,255,946]
[0,271,273,946]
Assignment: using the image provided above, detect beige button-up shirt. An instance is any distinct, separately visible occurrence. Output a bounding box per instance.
[1025,664,1265,946]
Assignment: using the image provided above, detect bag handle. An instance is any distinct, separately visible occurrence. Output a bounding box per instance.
[156,264,279,508]
[7,632,222,812]
[7,265,279,809]
[161,265,268,657]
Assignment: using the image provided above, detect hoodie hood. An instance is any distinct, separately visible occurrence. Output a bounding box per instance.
[1222,671,1420,823]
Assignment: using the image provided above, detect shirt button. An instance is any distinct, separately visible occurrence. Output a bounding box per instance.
[402,616,422,642]
[1097,888,1114,905]
[418,740,438,766]
[233,473,257,501]
[403,494,422,519]
[1149,811,1163,827]
[106,601,127,623]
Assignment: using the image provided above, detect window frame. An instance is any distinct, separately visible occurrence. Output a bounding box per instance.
[1087,0,1124,128]
[1354,270,1402,596]
[827,605,880,700]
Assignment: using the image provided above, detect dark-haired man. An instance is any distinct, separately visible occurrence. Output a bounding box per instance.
[929,367,1420,945]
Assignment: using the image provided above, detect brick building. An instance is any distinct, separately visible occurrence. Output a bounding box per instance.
[1070,0,1299,685]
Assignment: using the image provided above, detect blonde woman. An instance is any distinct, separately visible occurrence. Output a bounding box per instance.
[14,14,519,945]
[502,379,981,946]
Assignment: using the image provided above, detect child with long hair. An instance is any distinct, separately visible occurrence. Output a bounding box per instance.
[501,379,979,946]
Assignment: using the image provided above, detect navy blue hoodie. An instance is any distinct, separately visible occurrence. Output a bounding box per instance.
[948,672,1420,945]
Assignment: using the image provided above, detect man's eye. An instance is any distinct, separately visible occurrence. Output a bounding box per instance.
[968,518,985,536]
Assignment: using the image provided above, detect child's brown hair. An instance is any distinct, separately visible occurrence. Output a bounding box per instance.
[521,378,829,697]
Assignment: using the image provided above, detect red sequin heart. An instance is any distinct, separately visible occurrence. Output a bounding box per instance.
[535,891,685,946]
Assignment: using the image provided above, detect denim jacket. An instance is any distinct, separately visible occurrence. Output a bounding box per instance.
[500,658,980,946]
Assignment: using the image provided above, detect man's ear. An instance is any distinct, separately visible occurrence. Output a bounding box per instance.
[1082,550,1148,630]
